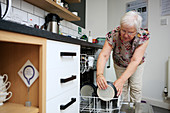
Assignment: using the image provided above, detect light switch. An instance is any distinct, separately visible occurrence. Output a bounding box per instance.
[161,18,168,25]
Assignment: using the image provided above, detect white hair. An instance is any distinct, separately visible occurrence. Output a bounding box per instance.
[120,11,142,32]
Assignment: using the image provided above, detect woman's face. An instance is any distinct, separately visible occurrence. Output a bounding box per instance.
[120,24,137,42]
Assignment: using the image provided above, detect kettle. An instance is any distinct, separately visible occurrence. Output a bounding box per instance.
[44,13,62,34]
[0,0,12,19]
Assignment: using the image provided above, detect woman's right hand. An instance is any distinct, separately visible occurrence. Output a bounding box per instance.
[96,75,108,89]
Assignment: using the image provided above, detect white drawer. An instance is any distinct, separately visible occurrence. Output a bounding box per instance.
[47,40,80,71]
[46,87,79,113]
[46,40,80,100]
[46,69,79,100]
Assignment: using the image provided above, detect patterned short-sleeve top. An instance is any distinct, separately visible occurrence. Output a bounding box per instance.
[106,26,150,67]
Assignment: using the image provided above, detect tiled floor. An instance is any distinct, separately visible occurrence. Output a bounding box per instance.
[152,106,170,113]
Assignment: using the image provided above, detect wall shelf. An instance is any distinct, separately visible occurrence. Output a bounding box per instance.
[0,103,39,113]
[24,0,80,21]
[65,0,81,3]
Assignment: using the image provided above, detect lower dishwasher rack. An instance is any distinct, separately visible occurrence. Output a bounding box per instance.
[80,96,122,113]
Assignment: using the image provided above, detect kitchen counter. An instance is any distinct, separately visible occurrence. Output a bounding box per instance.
[0,20,102,49]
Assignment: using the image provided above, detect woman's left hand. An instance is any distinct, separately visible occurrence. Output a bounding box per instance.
[113,78,125,96]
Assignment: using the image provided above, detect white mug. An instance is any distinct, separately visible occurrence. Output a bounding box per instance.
[0,91,12,106]
[0,74,8,87]
[0,81,11,92]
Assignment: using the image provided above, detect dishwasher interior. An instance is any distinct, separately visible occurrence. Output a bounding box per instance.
[79,46,154,113]
[80,46,122,113]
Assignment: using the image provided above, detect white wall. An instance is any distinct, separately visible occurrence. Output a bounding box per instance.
[107,0,133,31]
[86,0,108,38]
[86,0,170,109]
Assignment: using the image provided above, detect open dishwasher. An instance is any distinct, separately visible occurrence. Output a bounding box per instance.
[79,47,154,113]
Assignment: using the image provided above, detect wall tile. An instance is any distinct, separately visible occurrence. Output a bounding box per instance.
[68,28,73,36]
[28,13,39,26]
[44,11,49,16]
[34,6,45,18]
[66,21,72,29]
[12,0,21,9]
[21,1,33,14]
[39,17,45,27]
[12,7,27,23]
[62,26,68,35]
[60,20,66,26]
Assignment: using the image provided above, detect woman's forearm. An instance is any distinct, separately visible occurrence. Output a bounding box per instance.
[96,53,108,76]
[96,41,112,76]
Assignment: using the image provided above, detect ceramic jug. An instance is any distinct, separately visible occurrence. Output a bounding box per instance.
[0,74,8,87]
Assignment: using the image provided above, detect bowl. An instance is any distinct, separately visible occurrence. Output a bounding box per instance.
[97,81,117,101]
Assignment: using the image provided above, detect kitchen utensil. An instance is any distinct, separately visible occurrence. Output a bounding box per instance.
[97,81,117,101]
[0,74,8,87]
[0,91,12,106]
[0,81,11,92]
[44,13,62,34]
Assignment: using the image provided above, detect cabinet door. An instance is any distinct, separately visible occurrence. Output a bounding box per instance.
[46,40,80,100]
[46,87,79,113]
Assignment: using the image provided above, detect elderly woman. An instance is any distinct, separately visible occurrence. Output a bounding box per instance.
[96,11,150,103]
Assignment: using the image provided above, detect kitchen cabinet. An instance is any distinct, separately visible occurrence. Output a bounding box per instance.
[0,30,80,113]
[46,40,80,113]
[24,0,80,21]
[0,30,46,113]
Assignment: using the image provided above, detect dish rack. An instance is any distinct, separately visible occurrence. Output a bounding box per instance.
[80,96,122,113]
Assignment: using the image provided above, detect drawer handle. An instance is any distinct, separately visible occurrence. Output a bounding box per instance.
[60,52,76,56]
[60,98,76,110]
[60,75,76,83]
